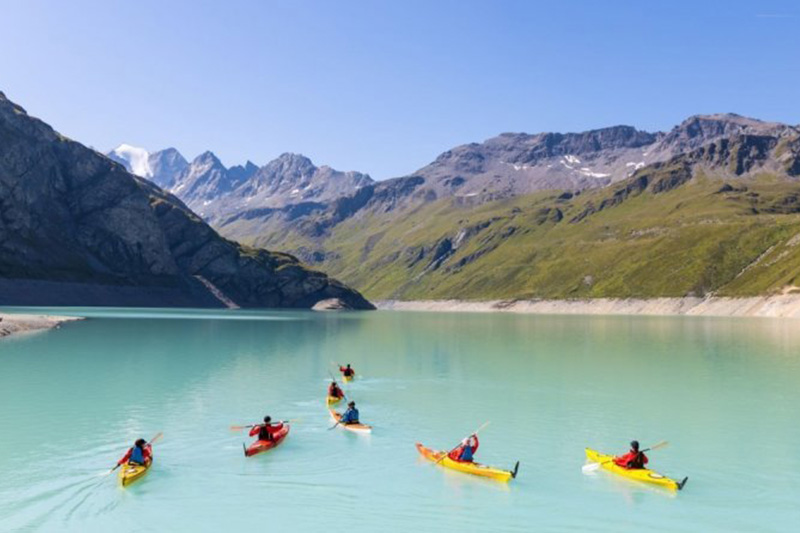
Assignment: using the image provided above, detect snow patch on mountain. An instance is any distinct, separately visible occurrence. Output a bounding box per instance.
[110,144,152,177]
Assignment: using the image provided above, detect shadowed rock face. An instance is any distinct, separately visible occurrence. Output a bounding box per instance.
[0,91,373,309]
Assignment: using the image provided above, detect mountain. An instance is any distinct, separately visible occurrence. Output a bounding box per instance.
[209,114,800,301]
[0,91,373,309]
[109,146,373,223]
[108,145,189,189]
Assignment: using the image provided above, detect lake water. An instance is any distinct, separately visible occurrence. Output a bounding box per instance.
[1,308,799,532]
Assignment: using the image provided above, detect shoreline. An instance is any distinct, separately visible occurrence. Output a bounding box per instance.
[376,295,800,318]
[0,313,83,339]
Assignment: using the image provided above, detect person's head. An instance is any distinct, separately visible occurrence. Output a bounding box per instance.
[264,416,272,424]
[346,364,351,369]
[630,440,640,451]
[331,379,337,385]
[461,437,470,446]
[348,401,355,408]
[135,438,146,448]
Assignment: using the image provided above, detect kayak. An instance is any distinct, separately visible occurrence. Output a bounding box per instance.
[328,407,372,434]
[416,443,519,482]
[584,448,688,490]
[327,395,343,405]
[342,374,354,383]
[244,424,291,457]
[119,458,152,487]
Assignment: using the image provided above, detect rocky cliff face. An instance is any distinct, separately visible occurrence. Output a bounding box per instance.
[0,91,373,309]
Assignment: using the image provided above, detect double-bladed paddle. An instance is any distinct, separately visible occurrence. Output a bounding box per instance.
[230,420,297,431]
[581,440,669,473]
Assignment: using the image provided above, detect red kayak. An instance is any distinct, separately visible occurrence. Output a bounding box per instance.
[243,424,290,457]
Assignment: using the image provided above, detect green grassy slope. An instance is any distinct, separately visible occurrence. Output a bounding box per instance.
[228,172,800,301]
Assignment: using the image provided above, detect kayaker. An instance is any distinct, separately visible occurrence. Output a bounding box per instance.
[328,380,344,399]
[249,416,284,442]
[614,440,649,469]
[339,401,360,424]
[339,364,355,378]
[448,434,479,463]
[117,438,152,466]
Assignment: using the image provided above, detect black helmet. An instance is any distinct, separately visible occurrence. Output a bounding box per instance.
[264,416,272,423]
[135,438,146,447]
[630,440,640,451]
[348,401,355,407]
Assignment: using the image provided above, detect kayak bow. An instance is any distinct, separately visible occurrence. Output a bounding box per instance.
[584,448,688,490]
[416,442,518,482]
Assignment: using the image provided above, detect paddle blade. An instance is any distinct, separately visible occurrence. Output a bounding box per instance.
[473,421,491,435]
[582,462,602,474]
[648,440,669,452]
[149,432,163,445]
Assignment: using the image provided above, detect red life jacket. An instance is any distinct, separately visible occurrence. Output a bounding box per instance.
[614,450,649,469]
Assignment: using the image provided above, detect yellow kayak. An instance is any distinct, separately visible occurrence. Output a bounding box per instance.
[342,375,354,383]
[585,448,687,490]
[327,395,343,405]
[416,442,519,482]
[119,458,152,487]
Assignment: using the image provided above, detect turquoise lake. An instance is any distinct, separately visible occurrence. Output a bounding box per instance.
[1,308,799,532]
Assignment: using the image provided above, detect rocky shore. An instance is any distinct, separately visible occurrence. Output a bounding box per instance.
[0,313,82,339]
[376,295,800,318]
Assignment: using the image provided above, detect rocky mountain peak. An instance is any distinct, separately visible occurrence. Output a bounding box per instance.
[658,113,792,154]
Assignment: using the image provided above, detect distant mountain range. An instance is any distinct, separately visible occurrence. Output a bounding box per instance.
[106,112,800,301]
[108,146,372,224]
[0,91,372,309]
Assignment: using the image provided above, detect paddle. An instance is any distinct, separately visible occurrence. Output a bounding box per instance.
[434,421,491,465]
[230,420,298,431]
[107,432,163,475]
[582,441,669,474]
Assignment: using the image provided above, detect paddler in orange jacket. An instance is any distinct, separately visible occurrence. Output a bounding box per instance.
[448,434,479,463]
[249,416,284,442]
[614,440,649,469]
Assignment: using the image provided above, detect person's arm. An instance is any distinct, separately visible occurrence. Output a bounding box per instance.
[117,448,132,466]
[471,435,479,454]
[144,445,153,461]
[249,425,261,437]
[641,453,648,465]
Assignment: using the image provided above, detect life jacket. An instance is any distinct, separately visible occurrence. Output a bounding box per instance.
[130,445,145,464]
[459,445,474,462]
[258,425,272,441]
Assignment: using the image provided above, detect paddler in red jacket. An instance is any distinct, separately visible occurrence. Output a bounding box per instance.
[117,438,152,466]
[448,434,479,463]
[328,380,344,399]
[614,440,649,469]
[249,416,284,442]
[339,364,355,378]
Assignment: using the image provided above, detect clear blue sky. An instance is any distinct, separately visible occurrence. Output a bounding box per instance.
[2,0,798,179]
